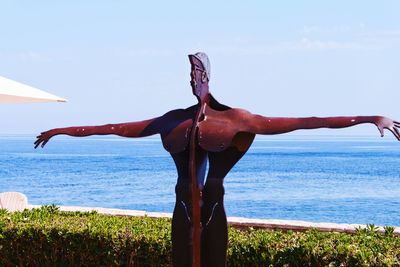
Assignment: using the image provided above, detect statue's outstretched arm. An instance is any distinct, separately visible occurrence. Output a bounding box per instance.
[34,118,159,148]
[246,114,400,140]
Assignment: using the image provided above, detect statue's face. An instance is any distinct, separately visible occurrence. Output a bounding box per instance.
[189,56,207,97]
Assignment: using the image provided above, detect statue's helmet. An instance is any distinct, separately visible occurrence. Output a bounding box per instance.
[189,52,211,81]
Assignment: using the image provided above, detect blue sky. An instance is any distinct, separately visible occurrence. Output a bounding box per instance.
[0,1,399,137]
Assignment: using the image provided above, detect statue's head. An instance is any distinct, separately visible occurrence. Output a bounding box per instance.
[188,52,210,98]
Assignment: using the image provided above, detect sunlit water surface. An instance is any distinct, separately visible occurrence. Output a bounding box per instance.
[1,135,399,226]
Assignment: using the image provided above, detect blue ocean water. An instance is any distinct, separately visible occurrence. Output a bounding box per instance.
[1,135,399,226]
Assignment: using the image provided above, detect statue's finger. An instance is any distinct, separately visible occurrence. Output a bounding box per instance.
[387,128,399,141]
[394,127,400,141]
[378,127,384,137]
[42,140,49,147]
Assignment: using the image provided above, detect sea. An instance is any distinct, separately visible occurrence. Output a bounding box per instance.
[1,134,399,227]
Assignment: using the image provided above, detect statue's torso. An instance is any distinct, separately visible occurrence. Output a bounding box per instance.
[160,105,255,154]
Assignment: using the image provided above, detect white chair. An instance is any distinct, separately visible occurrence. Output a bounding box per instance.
[0,192,28,211]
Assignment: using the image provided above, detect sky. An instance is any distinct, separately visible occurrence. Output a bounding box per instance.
[0,1,399,137]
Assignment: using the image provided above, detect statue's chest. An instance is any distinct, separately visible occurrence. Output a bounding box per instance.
[161,108,248,154]
[197,109,242,152]
[161,119,192,153]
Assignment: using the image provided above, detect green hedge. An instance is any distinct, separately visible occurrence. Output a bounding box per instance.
[0,205,399,266]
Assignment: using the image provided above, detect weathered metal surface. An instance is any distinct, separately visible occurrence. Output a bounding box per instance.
[35,52,400,267]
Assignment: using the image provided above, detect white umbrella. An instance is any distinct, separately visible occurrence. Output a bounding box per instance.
[0,75,67,103]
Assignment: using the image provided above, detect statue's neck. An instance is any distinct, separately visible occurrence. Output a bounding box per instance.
[196,83,210,105]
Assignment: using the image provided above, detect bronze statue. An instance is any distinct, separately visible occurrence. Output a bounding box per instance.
[35,52,400,267]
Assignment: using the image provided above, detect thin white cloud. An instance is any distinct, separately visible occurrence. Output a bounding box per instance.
[111,48,177,57]
[301,25,400,44]
[381,30,400,37]
[17,51,49,62]
[301,25,356,35]
[292,38,370,51]
[206,37,381,56]
[206,24,400,56]
[362,30,400,39]
[0,51,53,62]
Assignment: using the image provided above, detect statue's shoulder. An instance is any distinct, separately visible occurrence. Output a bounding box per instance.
[158,106,196,154]
[206,106,253,121]
[228,107,252,116]
[160,105,196,120]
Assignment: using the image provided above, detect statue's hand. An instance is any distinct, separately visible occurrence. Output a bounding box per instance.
[34,130,56,148]
[374,116,400,141]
